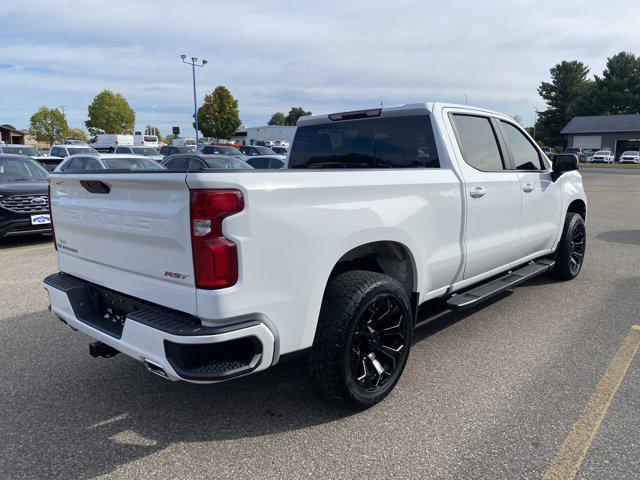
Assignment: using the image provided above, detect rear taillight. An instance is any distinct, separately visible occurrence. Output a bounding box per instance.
[190,190,244,289]
[48,182,57,250]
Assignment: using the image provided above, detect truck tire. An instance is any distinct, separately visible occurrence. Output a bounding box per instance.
[550,212,586,280]
[307,270,413,409]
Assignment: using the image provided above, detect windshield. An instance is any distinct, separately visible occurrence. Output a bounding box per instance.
[272,147,287,154]
[255,146,276,155]
[594,151,609,155]
[103,156,166,170]
[3,146,42,156]
[565,148,579,153]
[143,136,157,142]
[203,157,253,169]
[622,151,639,155]
[68,147,98,155]
[0,157,49,182]
[132,147,160,156]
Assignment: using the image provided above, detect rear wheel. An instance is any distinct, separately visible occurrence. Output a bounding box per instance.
[306,270,412,409]
[550,212,586,280]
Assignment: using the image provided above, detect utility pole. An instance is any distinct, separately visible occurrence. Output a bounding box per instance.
[462,94,468,105]
[180,55,207,144]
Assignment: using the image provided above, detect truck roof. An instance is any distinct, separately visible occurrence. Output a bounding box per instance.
[297,102,507,126]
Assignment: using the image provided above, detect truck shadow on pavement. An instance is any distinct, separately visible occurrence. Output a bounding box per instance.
[595,229,640,246]
[1,292,529,480]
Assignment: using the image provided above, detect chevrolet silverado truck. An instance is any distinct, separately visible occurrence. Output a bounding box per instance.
[44,103,587,408]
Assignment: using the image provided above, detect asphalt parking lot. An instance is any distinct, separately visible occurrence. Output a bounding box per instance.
[0,169,638,480]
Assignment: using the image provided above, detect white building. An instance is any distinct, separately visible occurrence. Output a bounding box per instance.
[232,125,297,147]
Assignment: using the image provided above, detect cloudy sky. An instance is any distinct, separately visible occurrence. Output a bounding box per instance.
[0,0,637,136]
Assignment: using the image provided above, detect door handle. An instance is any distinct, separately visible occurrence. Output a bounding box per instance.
[522,183,535,193]
[469,187,487,198]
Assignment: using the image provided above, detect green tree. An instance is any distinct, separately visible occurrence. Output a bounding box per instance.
[28,107,68,146]
[196,86,241,139]
[589,52,640,115]
[536,61,594,147]
[285,107,312,126]
[65,127,89,142]
[145,125,162,138]
[268,112,286,126]
[85,90,135,135]
[511,114,524,126]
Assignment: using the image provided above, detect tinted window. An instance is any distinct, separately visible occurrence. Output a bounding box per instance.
[188,158,206,170]
[270,158,284,169]
[64,158,85,171]
[500,121,542,170]
[114,147,131,154]
[51,147,63,157]
[167,156,187,169]
[247,158,270,168]
[3,146,42,156]
[451,115,504,171]
[203,157,253,169]
[289,115,439,169]
[84,157,102,169]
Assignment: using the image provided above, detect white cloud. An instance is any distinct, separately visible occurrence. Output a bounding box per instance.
[0,0,638,134]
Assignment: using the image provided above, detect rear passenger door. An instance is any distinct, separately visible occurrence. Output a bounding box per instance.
[449,113,523,280]
[498,120,562,256]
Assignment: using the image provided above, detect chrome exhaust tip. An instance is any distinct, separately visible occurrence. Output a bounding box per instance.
[144,359,169,380]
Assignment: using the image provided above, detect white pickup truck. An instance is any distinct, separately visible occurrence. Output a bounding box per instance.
[44,103,587,408]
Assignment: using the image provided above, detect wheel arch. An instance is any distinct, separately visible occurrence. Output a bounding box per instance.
[567,198,586,221]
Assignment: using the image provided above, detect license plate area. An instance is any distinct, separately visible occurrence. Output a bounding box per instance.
[31,214,51,225]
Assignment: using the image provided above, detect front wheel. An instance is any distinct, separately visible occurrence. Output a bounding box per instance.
[306,270,413,409]
[550,212,586,280]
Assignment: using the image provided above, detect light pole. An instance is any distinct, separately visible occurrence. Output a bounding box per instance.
[181,55,207,144]
[462,94,468,105]
[150,105,158,135]
[533,109,539,142]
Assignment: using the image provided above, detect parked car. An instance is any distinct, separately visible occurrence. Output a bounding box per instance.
[200,145,244,156]
[563,147,586,162]
[89,134,135,151]
[239,145,279,156]
[169,138,197,148]
[134,133,159,148]
[540,147,555,161]
[162,153,252,170]
[271,146,288,156]
[0,144,64,171]
[159,145,195,156]
[54,154,166,172]
[244,156,285,169]
[50,144,98,158]
[113,146,164,162]
[45,103,586,408]
[619,151,640,164]
[0,154,51,237]
[589,150,614,163]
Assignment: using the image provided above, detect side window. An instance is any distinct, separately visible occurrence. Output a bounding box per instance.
[169,156,187,169]
[270,159,284,169]
[64,158,86,171]
[188,157,206,170]
[500,121,542,171]
[51,147,61,157]
[451,114,504,171]
[84,157,101,169]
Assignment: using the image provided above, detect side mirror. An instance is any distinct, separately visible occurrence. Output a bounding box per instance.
[551,154,578,181]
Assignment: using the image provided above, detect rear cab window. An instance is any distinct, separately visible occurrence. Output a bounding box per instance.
[288,115,439,169]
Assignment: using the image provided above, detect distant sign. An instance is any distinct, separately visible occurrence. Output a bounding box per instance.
[172,127,180,135]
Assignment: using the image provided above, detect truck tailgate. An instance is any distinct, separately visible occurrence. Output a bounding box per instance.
[49,173,197,314]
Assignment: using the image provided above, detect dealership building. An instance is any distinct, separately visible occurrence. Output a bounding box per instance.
[562,114,640,158]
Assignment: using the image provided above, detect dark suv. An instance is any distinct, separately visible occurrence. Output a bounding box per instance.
[0,154,51,237]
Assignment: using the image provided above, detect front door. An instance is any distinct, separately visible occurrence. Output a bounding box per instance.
[498,120,562,256]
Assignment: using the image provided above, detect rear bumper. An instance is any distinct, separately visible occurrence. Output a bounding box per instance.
[44,273,276,383]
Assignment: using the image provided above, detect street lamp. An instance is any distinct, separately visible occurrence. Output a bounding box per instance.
[181,55,207,144]
[462,93,468,105]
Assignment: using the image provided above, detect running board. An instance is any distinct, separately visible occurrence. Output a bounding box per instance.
[446,259,554,310]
